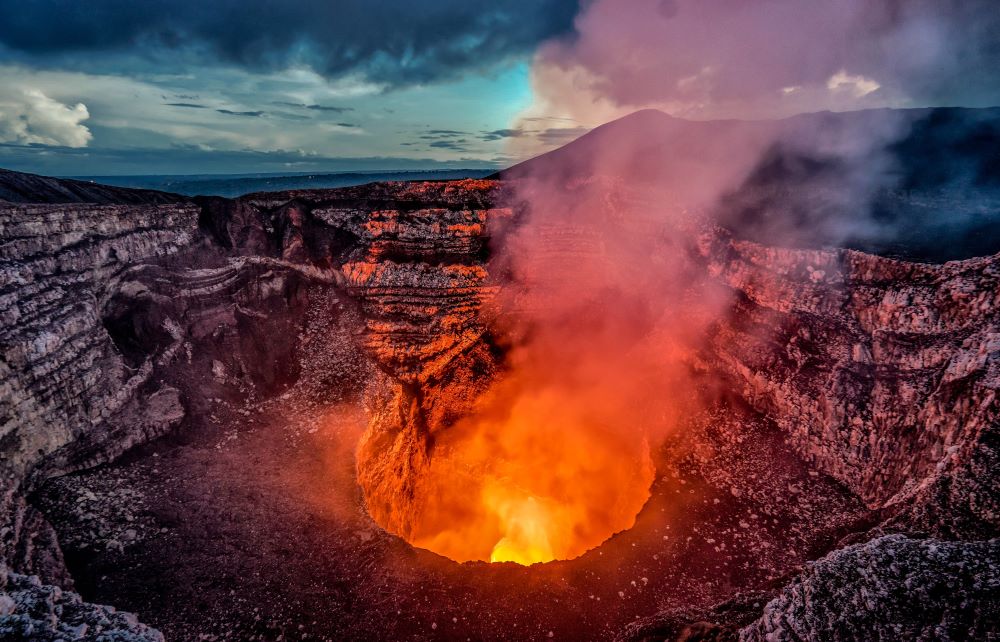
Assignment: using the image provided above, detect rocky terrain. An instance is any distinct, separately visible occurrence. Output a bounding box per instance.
[1,105,999,642]
[0,562,164,642]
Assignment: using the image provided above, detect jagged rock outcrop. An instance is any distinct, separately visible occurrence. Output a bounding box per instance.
[739,535,1000,641]
[0,563,164,641]
[339,181,510,541]
[624,534,1000,642]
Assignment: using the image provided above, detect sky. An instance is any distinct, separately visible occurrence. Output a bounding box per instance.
[1,0,999,177]
[0,0,581,176]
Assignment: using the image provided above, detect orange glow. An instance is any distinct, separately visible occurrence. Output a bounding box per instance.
[394,349,660,565]
[355,179,716,566]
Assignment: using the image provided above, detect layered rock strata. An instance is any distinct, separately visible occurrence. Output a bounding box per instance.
[700,233,1000,536]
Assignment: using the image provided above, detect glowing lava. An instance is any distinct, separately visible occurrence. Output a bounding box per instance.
[487,496,554,565]
[393,370,657,566]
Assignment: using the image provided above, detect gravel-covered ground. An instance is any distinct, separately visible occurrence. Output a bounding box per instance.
[35,379,874,641]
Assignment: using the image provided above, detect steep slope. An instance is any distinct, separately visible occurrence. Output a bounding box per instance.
[0,168,186,205]
[498,107,1000,261]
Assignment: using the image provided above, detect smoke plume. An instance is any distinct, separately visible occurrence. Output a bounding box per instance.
[379,0,1000,565]
[449,0,1000,563]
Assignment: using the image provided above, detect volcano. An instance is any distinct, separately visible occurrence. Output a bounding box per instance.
[2,108,999,642]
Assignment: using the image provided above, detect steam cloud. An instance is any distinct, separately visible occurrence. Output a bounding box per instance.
[426,0,1000,563]
[510,0,1000,256]
[523,0,1000,124]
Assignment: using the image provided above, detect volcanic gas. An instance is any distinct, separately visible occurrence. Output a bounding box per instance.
[351,175,715,566]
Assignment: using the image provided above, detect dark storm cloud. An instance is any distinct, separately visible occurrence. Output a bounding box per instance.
[216,109,264,117]
[0,0,581,86]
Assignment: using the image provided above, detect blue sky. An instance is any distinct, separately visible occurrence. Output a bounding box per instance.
[0,0,582,175]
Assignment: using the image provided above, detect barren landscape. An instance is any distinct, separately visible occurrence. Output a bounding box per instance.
[3,105,1000,641]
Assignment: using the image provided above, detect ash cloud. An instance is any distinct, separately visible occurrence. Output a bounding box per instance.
[0,0,581,88]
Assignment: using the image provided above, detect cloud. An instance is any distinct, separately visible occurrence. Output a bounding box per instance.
[166,102,208,108]
[0,64,517,173]
[481,128,526,141]
[274,102,355,113]
[308,104,353,113]
[429,139,470,151]
[535,126,589,144]
[826,70,881,98]
[216,109,264,117]
[416,130,470,142]
[521,0,1000,124]
[0,0,581,88]
[0,88,92,147]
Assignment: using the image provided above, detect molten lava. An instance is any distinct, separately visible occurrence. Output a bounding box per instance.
[395,365,657,565]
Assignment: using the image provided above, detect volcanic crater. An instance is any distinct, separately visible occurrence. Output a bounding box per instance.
[2,108,1000,642]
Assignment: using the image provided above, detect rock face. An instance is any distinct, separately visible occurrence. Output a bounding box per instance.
[337,181,509,542]
[0,201,199,578]
[740,535,1000,641]
[701,234,1000,537]
[0,563,164,641]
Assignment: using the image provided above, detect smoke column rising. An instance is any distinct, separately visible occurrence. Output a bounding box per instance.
[370,0,1000,565]
[439,0,1000,563]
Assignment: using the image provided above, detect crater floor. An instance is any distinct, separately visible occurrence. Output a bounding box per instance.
[37,376,873,642]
